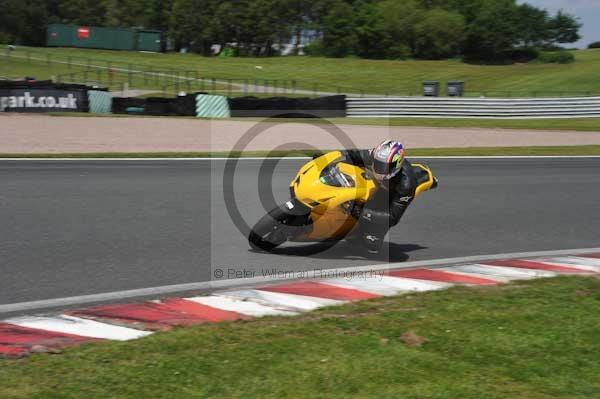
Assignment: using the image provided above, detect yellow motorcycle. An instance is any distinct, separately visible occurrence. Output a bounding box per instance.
[248,151,438,252]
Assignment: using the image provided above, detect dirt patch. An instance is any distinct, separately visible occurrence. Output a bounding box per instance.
[399,331,428,347]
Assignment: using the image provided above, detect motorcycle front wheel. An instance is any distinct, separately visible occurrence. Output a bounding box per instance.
[248,207,290,252]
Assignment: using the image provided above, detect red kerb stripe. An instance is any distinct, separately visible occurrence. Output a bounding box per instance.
[71,299,246,329]
[260,281,379,300]
[0,323,95,356]
[485,259,590,273]
[159,298,247,322]
[71,302,207,330]
[0,343,27,357]
[388,268,499,285]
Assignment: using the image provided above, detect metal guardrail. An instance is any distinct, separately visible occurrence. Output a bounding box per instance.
[346,96,600,118]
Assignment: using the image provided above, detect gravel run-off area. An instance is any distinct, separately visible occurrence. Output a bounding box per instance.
[2,114,600,153]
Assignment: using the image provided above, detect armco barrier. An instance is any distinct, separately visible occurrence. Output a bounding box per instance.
[346,96,600,118]
[228,95,346,118]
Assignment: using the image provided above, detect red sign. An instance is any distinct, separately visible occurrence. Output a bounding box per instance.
[77,27,90,39]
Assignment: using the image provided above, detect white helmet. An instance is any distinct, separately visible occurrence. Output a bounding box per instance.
[370,140,406,181]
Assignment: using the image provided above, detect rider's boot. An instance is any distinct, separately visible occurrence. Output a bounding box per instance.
[346,208,390,255]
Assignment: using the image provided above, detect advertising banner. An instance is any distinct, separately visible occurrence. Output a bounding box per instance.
[0,89,88,113]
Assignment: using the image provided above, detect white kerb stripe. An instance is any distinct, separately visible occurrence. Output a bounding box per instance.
[441,264,554,281]
[187,296,298,317]
[324,276,451,295]
[5,315,151,341]
[535,257,600,272]
[217,290,342,311]
[436,265,535,282]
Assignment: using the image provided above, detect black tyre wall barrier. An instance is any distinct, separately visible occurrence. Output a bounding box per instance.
[111,92,205,116]
[228,95,346,118]
[111,97,147,114]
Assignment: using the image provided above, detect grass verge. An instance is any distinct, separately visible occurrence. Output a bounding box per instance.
[44,113,600,132]
[1,146,600,158]
[2,276,600,398]
[307,117,600,132]
[3,46,600,96]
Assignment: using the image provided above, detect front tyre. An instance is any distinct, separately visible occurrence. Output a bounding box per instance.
[248,207,290,252]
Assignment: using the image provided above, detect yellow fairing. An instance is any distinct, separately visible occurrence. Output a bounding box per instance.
[289,152,436,241]
[290,151,377,240]
[412,163,436,198]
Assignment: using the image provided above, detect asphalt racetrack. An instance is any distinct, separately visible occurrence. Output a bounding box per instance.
[1,158,599,305]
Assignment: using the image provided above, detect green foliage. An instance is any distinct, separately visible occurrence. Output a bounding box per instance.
[354,0,420,59]
[414,9,465,59]
[0,0,583,63]
[547,10,581,45]
[516,3,549,47]
[463,0,521,63]
[321,0,357,57]
[587,41,600,49]
[538,50,575,64]
[303,39,325,56]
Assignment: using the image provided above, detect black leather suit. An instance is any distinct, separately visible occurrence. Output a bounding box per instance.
[340,149,417,252]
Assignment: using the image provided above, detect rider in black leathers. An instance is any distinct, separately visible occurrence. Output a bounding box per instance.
[339,141,417,253]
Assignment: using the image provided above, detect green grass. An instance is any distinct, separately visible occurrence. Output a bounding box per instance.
[2,276,600,398]
[44,112,600,132]
[3,46,600,96]
[2,146,600,158]
[323,117,600,132]
[46,111,600,132]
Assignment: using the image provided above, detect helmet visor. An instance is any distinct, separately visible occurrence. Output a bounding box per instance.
[372,158,403,180]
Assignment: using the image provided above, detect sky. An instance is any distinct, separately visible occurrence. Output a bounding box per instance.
[520,0,600,48]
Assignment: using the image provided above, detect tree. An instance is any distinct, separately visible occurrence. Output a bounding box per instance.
[414,9,465,59]
[0,0,25,44]
[169,0,217,55]
[321,0,357,57]
[547,10,581,45]
[516,3,548,47]
[355,0,420,59]
[0,0,50,46]
[463,0,521,63]
[0,0,583,61]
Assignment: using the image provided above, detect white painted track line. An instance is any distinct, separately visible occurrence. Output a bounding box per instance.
[187,296,298,317]
[2,155,600,161]
[5,315,151,341]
